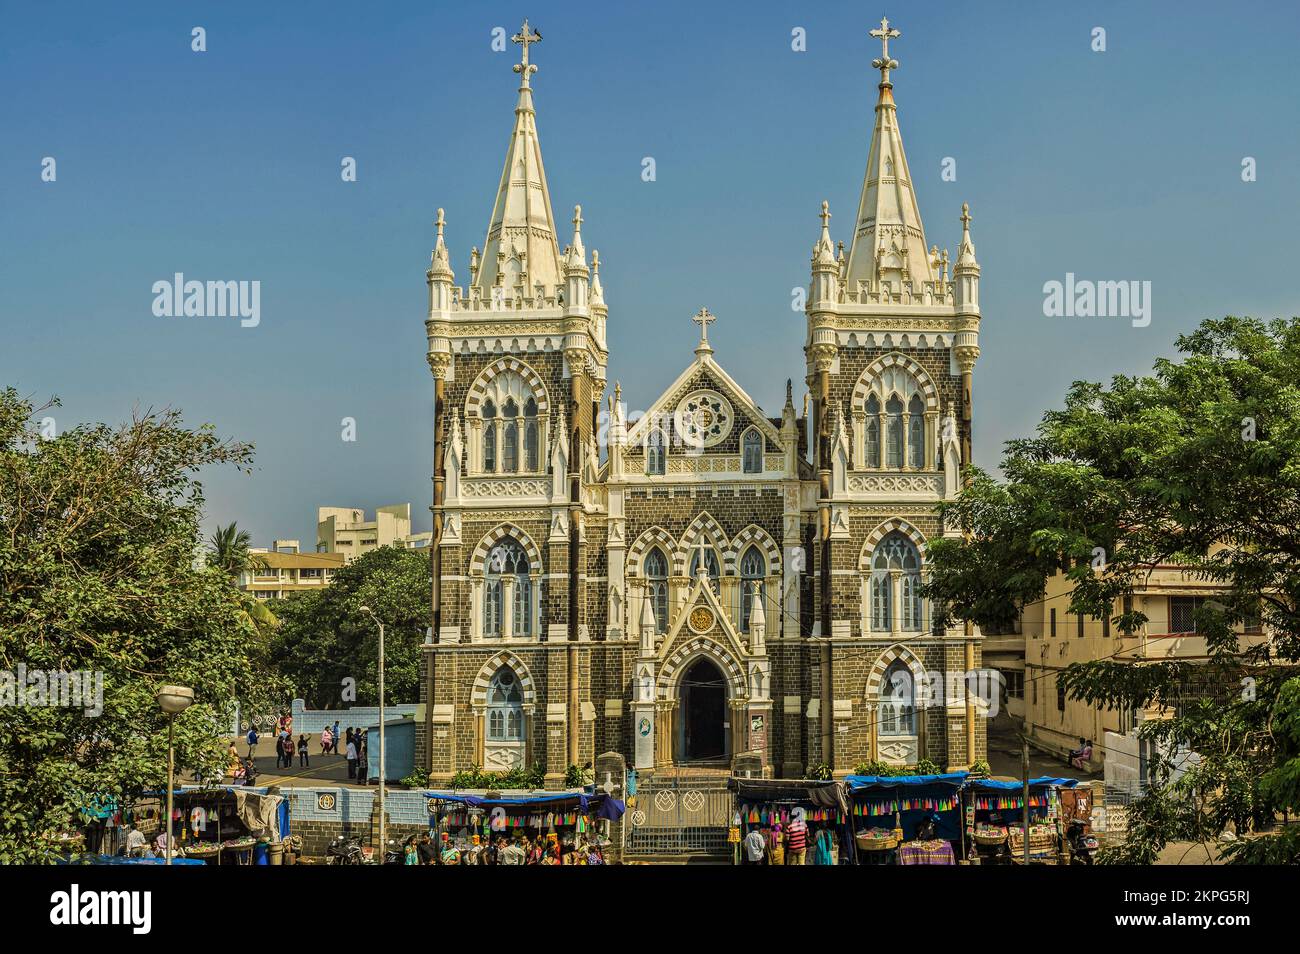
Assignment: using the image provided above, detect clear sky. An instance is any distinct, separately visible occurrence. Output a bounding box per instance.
[3,1,1298,544]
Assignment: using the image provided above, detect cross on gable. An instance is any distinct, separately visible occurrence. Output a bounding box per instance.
[512,19,542,83]
[869,16,901,84]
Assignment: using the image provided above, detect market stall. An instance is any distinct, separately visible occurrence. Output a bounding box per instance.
[162,786,289,865]
[844,772,968,865]
[728,778,850,865]
[963,777,1078,864]
[423,790,623,864]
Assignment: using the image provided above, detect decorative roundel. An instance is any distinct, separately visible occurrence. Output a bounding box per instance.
[689,606,717,634]
[674,389,733,448]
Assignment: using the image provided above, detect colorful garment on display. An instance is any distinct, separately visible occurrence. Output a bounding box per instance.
[740,804,844,825]
[971,793,1047,811]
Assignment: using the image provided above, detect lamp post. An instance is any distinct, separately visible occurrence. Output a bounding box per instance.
[155,685,195,866]
[359,605,386,857]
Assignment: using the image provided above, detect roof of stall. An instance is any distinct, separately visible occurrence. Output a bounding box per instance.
[729,778,849,813]
[845,772,969,791]
[966,776,1079,791]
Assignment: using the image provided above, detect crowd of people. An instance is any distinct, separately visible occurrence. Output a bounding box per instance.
[401,832,607,865]
[741,815,837,865]
[241,715,370,781]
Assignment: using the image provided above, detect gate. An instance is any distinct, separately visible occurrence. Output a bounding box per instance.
[625,771,733,860]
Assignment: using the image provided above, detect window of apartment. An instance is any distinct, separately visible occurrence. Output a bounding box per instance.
[1032,673,1038,706]
[1056,676,1066,713]
[1003,670,1024,700]
[1102,609,1111,639]
[1242,602,1262,635]
[255,591,276,600]
[1050,608,1057,639]
[335,539,351,546]
[256,567,278,579]
[1169,596,1204,634]
[300,568,322,579]
[1121,594,1134,634]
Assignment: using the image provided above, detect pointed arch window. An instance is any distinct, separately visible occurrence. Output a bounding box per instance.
[485,537,531,637]
[742,429,763,473]
[482,401,497,473]
[879,659,916,737]
[885,396,904,468]
[645,547,669,634]
[646,429,666,476]
[502,398,519,473]
[908,394,925,468]
[865,394,881,468]
[689,546,721,595]
[870,532,923,632]
[523,398,539,472]
[487,667,524,741]
[739,546,765,633]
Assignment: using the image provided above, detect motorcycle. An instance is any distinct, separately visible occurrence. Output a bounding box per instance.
[1066,820,1099,864]
[327,835,364,865]
[382,839,404,866]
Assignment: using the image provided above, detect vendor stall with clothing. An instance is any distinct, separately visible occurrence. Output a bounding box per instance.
[845,772,967,865]
[423,790,623,864]
[964,777,1078,864]
[161,786,289,865]
[728,778,850,865]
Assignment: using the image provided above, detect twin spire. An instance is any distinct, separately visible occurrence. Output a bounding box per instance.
[471,19,567,297]
[811,17,977,298]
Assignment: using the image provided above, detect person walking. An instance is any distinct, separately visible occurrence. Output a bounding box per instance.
[357,732,368,783]
[273,733,285,769]
[297,734,309,768]
[345,734,358,779]
[332,720,341,754]
[245,725,258,760]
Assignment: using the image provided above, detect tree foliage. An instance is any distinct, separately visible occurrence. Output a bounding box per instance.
[0,389,286,861]
[924,317,1300,863]
[269,545,431,708]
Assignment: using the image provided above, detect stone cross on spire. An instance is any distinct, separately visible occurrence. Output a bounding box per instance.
[870,16,901,86]
[512,19,542,87]
[692,307,716,356]
[435,207,446,240]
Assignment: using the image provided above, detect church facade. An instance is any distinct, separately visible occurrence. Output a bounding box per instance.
[418,18,986,783]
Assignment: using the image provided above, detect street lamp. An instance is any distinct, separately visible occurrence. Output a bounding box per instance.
[155,685,194,866]
[359,605,387,857]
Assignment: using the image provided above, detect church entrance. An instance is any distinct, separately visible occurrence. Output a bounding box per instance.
[679,657,728,763]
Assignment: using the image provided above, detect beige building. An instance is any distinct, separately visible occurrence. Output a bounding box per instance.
[1006,564,1267,771]
[239,540,346,600]
[316,504,432,561]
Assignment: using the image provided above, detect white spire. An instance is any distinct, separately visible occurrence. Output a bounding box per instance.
[843,18,934,295]
[472,20,562,297]
[428,208,454,281]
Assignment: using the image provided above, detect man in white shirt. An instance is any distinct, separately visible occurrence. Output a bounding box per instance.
[743,828,767,865]
[124,825,147,857]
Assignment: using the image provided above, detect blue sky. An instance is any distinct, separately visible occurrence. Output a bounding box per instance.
[3,1,1298,544]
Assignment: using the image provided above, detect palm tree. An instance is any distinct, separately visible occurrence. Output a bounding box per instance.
[208,522,260,577]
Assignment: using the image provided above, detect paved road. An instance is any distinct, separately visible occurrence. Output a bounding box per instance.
[985,718,1100,783]
[233,733,376,789]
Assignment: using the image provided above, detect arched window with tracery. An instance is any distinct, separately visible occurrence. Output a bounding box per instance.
[742,429,763,474]
[645,547,669,634]
[502,398,519,473]
[865,394,881,467]
[689,546,721,595]
[908,394,925,468]
[473,369,546,476]
[646,429,666,475]
[870,532,923,632]
[524,398,539,471]
[885,396,904,468]
[487,667,524,741]
[485,538,531,637]
[482,401,497,473]
[879,659,916,737]
[739,546,765,632]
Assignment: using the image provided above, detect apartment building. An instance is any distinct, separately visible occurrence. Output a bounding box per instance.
[316,504,431,562]
[239,540,346,600]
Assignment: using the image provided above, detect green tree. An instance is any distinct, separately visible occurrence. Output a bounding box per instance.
[207,522,255,576]
[924,317,1300,864]
[270,546,430,708]
[0,389,286,862]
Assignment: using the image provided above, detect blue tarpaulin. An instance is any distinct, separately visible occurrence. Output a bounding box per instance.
[965,777,1078,791]
[425,790,599,811]
[844,772,968,790]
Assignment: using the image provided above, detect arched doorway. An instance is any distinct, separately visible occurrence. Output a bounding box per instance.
[679,657,728,763]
